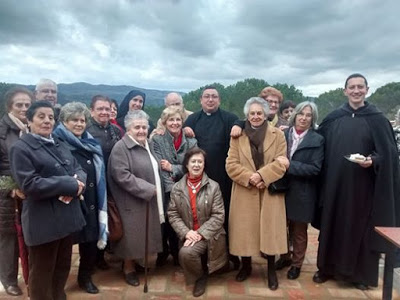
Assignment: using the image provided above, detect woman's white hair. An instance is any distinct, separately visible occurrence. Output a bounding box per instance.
[243,97,270,117]
[124,110,149,130]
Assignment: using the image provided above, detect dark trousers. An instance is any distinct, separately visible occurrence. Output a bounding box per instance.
[179,239,208,284]
[78,241,97,279]
[28,235,73,300]
[0,232,19,286]
[289,221,308,268]
[161,220,179,258]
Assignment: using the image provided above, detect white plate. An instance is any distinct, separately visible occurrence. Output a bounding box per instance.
[344,155,366,163]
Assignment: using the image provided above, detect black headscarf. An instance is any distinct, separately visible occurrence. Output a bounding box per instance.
[116,90,146,130]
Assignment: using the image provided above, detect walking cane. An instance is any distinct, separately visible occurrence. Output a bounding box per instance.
[144,201,150,293]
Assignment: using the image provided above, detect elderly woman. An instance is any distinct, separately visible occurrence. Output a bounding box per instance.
[0,87,33,296]
[226,97,289,290]
[9,101,86,300]
[151,106,197,266]
[53,102,108,294]
[116,90,155,133]
[274,101,324,280]
[168,147,228,297]
[107,110,163,287]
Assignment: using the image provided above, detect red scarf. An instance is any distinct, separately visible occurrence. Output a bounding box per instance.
[173,132,183,150]
[187,174,203,230]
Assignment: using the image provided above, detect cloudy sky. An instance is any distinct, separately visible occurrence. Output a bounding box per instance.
[1,0,399,96]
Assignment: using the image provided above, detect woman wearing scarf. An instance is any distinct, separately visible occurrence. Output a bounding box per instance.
[107,110,163,287]
[274,101,324,280]
[226,97,289,291]
[9,101,86,300]
[53,102,108,294]
[116,90,155,134]
[168,147,228,297]
[0,87,33,296]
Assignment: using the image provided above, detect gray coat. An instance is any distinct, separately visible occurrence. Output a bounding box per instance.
[107,135,162,259]
[168,173,228,273]
[9,134,87,246]
[150,132,197,193]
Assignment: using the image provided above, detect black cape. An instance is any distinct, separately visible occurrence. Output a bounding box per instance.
[316,102,400,286]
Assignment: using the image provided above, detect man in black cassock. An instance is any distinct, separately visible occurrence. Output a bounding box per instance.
[313,73,400,290]
[184,86,238,260]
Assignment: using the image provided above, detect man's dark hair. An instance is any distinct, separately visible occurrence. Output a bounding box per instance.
[90,95,111,109]
[345,73,368,88]
[201,86,219,96]
[26,101,54,122]
[182,147,207,174]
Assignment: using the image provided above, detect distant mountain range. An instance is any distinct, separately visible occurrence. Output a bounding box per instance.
[25,82,183,107]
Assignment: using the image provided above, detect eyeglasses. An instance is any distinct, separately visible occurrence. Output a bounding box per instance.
[14,103,31,108]
[95,107,111,112]
[202,94,219,100]
[39,89,57,94]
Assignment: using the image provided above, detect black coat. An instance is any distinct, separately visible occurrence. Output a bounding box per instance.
[284,128,324,223]
[0,114,21,233]
[70,148,99,244]
[9,134,87,246]
[316,102,400,285]
[184,109,238,220]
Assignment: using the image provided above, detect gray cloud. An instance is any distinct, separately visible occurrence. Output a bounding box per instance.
[0,0,399,96]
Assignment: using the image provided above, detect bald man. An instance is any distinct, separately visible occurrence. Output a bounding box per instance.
[151,92,193,136]
[35,78,58,106]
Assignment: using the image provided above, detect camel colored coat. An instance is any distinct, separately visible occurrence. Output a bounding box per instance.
[226,125,288,256]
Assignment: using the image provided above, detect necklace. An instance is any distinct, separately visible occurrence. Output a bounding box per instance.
[187,180,201,194]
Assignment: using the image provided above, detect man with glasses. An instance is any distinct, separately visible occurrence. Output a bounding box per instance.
[35,78,58,106]
[184,86,239,270]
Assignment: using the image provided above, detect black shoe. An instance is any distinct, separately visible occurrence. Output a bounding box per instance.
[96,259,110,270]
[4,285,23,296]
[287,266,301,280]
[125,271,140,286]
[229,255,241,271]
[235,266,252,282]
[156,253,169,267]
[193,275,207,297]
[275,257,292,270]
[354,282,369,290]
[312,270,330,284]
[268,270,278,290]
[78,278,99,294]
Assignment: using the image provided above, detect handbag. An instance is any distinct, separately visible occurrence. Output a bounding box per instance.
[107,195,123,242]
[268,176,289,194]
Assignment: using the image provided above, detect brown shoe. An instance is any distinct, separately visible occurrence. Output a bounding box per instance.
[193,275,207,297]
[5,285,23,296]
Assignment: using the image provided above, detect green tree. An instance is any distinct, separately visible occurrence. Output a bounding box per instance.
[314,88,347,121]
[368,82,400,120]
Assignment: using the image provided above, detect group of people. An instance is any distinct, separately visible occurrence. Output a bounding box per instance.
[0,74,399,299]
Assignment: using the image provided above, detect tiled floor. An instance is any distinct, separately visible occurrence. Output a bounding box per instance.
[1,228,399,299]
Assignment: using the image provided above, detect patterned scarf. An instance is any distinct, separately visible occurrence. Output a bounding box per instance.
[53,123,108,249]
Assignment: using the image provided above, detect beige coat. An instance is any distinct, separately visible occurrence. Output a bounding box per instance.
[226,125,288,256]
[167,173,228,273]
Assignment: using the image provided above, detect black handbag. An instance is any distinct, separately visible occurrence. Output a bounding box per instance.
[268,176,289,194]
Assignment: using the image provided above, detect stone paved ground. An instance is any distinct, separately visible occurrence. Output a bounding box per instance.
[1,228,399,299]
